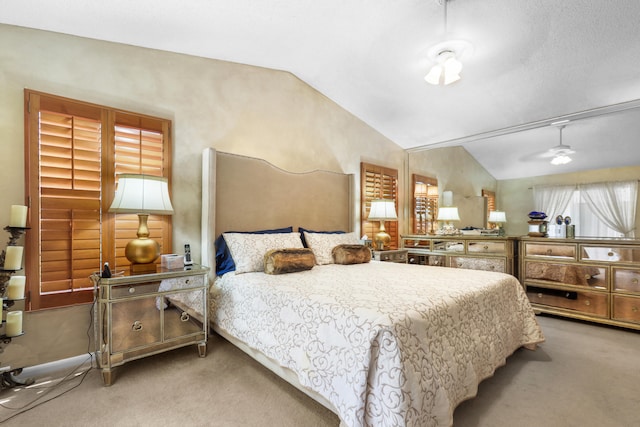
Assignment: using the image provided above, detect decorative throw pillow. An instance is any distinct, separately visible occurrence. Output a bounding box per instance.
[223,232,303,274]
[215,227,294,276]
[264,248,316,274]
[332,244,371,265]
[303,231,360,264]
[298,227,345,248]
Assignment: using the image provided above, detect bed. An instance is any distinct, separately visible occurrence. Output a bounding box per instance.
[201,148,544,427]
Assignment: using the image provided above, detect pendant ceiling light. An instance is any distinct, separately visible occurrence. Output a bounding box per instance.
[550,125,575,165]
[424,0,473,86]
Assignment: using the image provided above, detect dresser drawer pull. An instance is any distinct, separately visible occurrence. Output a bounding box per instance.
[483,245,489,250]
[489,265,495,270]
[608,252,614,257]
[537,293,543,299]
[546,249,553,255]
[132,321,143,331]
[584,300,591,306]
[180,312,190,322]
[129,287,136,294]
[632,278,639,284]
[185,279,191,285]
[633,306,638,313]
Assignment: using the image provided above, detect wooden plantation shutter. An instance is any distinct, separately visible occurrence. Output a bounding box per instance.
[37,111,103,301]
[24,90,172,310]
[360,162,399,249]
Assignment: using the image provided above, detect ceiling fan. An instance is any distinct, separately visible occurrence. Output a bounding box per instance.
[523,123,575,165]
[547,125,575,165]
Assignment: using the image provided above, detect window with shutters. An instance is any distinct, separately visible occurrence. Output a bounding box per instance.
[360,162,399,249]
[24,90,172,310]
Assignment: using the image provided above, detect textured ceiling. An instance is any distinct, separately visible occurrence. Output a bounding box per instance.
[3,0,640,179]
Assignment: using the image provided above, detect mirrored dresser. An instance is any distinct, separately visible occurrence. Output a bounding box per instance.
[520,237,640,330]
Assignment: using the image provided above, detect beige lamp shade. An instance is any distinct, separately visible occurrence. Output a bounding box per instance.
[437,206,460,221]
[109,174,174,269]
[488,211,507,223]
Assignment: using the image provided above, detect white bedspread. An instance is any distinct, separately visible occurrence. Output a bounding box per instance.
[211,262,544,427]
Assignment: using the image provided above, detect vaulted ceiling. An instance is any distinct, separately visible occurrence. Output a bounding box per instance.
[3,0,640,180]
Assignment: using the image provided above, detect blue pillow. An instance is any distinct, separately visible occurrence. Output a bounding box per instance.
[215,226,294,276]
[298,227,345,248]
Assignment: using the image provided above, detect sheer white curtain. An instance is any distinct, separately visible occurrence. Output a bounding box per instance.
[533,184,576,220]
[580,181,637,237]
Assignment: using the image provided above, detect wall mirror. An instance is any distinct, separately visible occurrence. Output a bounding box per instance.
[412,174,438,235]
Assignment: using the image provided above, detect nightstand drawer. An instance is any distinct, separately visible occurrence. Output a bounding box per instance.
[110,297,162,352]
[111,281,162,299]
[373,250,408,263]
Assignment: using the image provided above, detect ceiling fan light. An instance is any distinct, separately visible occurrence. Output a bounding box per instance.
[425,65,443,85]
[551,155,572,165]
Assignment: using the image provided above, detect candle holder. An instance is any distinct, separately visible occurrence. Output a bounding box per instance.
[0,226,28,295]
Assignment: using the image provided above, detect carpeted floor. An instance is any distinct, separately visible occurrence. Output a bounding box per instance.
[1,314,639,427]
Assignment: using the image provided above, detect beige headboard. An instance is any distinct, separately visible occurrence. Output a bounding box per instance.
[201,148,354,275]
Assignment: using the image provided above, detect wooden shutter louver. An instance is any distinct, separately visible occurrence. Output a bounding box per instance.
[39,111,102,295]
[483,189,496,228]
[361,163,399,249]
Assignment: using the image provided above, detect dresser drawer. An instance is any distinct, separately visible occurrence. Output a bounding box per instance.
[450,256,506,273]
[523,261,607,290]
[467,241,506,255]
[111,281,162,299]
[581,245,640,263]
[612,267,640,293]
[612,295,640,324]
[432,240,465,252]
[524,242,576,259]
[527,286,609,318]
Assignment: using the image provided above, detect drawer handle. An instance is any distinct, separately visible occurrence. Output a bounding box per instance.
[632,278,639,284]
[584,300,591,306]
[537,293,543,299]
[180,312,190,322]
[129,287,136,294]
[185,279,191,285]
[132,321,143,331]
[584,274,590,280]
[489,265,495,270]
[607,252,614,257]
[483,245,489,250]
[632,306,638,313]
[546,249,553,255]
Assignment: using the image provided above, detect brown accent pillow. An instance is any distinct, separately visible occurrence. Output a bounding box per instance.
[332,244,371,265]
[264,248,316,275]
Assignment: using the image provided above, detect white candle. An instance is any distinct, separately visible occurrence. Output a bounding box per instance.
[7,276,26,300]
[9,205,28,228]
[0,298,3,321]
[4,246,23,270]
[6,311,23,337]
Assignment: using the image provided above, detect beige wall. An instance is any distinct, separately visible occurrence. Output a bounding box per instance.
[408,146,497,229]
[498,165,640,236]
[0,24,405,367]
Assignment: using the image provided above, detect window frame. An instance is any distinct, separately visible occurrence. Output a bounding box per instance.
[24,90,172,310]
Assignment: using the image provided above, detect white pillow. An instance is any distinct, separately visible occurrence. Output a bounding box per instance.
[303,231,360,265]
[223,232,303,274]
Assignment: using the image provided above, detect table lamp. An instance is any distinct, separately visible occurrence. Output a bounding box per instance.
[368,199,398,250]
[109,174,174,273]
[488,210,507,236]
[437,206,460,235]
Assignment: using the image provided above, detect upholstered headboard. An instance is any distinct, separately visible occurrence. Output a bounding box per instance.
[201,148,354,276]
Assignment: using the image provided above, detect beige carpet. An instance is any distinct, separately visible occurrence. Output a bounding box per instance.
[1,315,639,427]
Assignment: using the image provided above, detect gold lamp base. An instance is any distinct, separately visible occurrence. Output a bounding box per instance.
[374,222,391,250]
[125,214,160,274]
